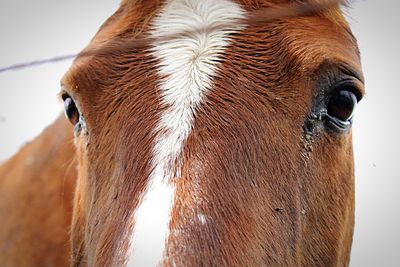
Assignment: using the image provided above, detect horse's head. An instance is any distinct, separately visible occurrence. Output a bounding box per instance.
[61,0,364,266]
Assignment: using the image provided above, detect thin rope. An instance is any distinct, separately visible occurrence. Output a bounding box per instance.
[0,0,344,74]
[0,54,77,73]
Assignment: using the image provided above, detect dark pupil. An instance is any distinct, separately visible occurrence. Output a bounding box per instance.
[327,90,357,122]
[64,97,79,125]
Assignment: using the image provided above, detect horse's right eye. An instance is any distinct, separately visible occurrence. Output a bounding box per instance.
[63,96,80,126]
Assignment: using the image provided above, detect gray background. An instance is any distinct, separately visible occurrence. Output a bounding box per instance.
[0,1,398,266]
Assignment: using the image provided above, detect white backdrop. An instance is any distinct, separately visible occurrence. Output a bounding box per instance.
[0,1,399,266]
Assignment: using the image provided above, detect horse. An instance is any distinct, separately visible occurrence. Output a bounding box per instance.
[0,0,364,266]
[0,116,76,267]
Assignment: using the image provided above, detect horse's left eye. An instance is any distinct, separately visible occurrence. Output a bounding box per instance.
[63,96,80,126]
[326,88,358,130]
[327,90,357,122]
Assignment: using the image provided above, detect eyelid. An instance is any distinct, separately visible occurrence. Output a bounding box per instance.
[60,85,81,107]
[59,85,73,102]
[332,78,364,102]
[337,64,365,98]
[313,59,365,100]
[60,92,70,101]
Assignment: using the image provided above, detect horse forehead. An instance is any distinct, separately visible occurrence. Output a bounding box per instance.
[63,0,357,94]
[100,1,351,56]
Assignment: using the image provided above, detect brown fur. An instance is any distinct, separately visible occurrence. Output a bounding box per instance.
[166,3,362,265]
[63,2,165,265]
[0,116,76,267]
[0,0,364,266]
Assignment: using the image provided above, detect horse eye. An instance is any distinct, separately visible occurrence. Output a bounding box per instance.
[327,89,358,124]
[63,96,80,126]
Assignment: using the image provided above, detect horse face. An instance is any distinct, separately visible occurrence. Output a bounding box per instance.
[62,1,364,266]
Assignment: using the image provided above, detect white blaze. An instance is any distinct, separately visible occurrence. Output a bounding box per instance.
[127,0,245,266]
